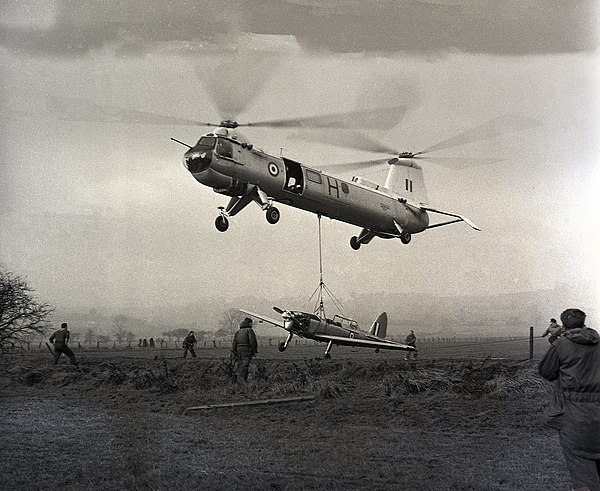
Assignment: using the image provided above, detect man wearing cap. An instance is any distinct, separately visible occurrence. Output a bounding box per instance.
[538,308,600,491]
[231,317,258,382]
[49,322,79,367]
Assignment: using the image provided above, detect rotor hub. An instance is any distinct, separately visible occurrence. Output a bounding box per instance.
[219,119,239,129]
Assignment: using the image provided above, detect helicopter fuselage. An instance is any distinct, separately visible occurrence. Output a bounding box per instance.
[183,132,430,241]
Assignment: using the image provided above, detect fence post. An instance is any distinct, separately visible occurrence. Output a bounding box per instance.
[529,326,534,359]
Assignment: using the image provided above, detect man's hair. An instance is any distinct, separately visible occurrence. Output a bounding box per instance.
[560,309,586,329]
[61,322,68,328]
[550,318,557,323]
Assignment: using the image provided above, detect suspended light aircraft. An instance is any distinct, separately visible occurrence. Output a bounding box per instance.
[240,307,415,358]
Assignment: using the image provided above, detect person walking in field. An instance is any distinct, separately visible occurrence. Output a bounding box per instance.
[231,317,258,382]
[542,317,564,344]
[405,330,417,360]
[182,331,197,358]
[538,308,600,491]
[49,323,79,367]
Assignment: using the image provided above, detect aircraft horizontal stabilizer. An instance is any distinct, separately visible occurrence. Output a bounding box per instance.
[421,206,481,231]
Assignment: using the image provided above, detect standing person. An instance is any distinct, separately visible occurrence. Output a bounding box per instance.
[49,323,79,367]
[538,308,600,491]
[182,331,197,358]
[542,318,564,344]
[149,338,155,348]
[405,330,417,360]
[231,317,258,382]
[142,338,148,348]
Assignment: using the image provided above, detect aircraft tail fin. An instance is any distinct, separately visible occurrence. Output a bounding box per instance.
[369,312,388,338]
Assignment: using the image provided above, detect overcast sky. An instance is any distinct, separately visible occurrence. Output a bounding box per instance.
[0,1,598,323]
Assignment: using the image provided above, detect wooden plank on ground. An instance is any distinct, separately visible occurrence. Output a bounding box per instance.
[184,395,316,413]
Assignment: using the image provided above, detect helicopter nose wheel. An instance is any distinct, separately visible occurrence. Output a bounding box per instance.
[266,206,280,225]
[350,236,361,250]
[400,231,411,244]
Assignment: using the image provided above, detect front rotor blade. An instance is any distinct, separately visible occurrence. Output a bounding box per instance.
[46,96,216,126]
[417,114,542,155]
[289,129,400,154]
[244,105,408,130]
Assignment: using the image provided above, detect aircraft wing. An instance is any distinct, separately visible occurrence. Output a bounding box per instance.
[239,309,285,329]
[420,206,481,231]
[313,333,416,351]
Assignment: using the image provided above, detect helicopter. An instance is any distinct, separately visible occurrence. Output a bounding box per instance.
[44,89,539,250]
[240,307,416,358]
[174,111,543,249]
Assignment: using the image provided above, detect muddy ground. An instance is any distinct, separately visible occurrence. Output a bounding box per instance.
[0,345,570,490]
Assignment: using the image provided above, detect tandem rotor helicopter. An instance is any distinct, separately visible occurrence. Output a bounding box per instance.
[47,66,540,250]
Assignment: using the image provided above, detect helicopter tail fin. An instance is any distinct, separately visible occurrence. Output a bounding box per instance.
[384,159,429,205]
[369,312,388,338]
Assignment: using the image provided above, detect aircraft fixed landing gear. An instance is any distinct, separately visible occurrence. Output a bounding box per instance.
[400,231,411,244]
[278,342,286,352]
[350,236,361,250]
[265,206,280,225]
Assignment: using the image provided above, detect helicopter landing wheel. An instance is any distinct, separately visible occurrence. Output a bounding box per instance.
[278,342,287,352]
[350,236,361,250]
[215,215,229,232]
[400,231,411,244]
[266,207,280,225]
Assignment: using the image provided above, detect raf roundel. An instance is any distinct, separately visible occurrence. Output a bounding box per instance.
[268,162,279,177]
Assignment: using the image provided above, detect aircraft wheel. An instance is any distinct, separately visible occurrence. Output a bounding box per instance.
[375,348,380,354]
[400,231,411,244]
[266,207,280,225]
[324,353,331,359]
[278,342,286,352]
[215,215,229,232]
[350,236,361,250]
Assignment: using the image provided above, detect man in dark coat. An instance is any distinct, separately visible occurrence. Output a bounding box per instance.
[182,331,197,358]
[231,317,258,382]
[538,308,600,491]
[49,323,78,367]
[404,330,417,360]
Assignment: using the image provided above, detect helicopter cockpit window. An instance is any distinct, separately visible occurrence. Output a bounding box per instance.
[216,138,233,158]
[196,136,216,148]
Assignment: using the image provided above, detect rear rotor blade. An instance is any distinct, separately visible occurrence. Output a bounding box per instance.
[46,96,216,126]
[417,114,542,155]
[318,158,389,175]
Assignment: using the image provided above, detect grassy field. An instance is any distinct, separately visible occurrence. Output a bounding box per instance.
[0,342,570,490]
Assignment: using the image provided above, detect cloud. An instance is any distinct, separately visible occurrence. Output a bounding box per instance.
[0,0,596,58]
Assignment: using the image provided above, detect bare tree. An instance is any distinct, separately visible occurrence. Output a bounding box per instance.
[0,269,53,352]
[215,308,244,339]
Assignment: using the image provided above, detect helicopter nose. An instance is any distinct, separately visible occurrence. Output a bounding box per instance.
[183,148,212,173]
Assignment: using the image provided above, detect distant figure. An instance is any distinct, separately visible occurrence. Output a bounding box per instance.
[542,318,564,344]
[231,317,258,382]
[142,338,148,348]
[138,338,142,348]
[538,308,600,491]
[405,330,417,360]
[149,338,155,348]
[182,331,197,358]
[49,323,78,367]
